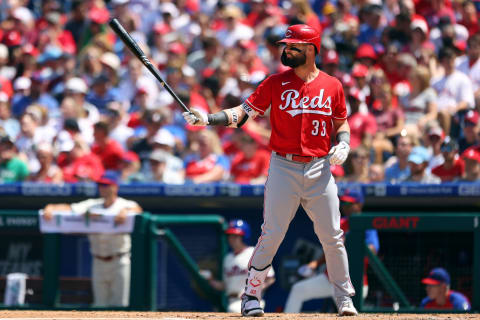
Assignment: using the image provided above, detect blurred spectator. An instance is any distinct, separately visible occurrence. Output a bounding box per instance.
[27,142,63,183]
[59,139,104,183]
[216,6,254,48]
[92,121,125,171]
[103,102,134,150]
[347,87,376,150]
[144,149,184,184]
[432,47,474,136]
[368,163,385,182]
[184,129,230,183]
[459,147,480,181]
[405,146,441,183]
[119,151,141,183]
[86,73,121,113]
[384,134,414,183]
[344,147,370,183]
[426,126,445,170]
[43,170,143,307]
[15,110,55,172]
[455,33,480,108]
[358,4,385,45]
[0,135,29,182]
[230,131,270,184]
[458,2,479,37]
[64,0,88,47]
[188,36,222,79]
[458,110,480,153]
[400,66,437,131]
[420,267,470,310]
[432,138,464,182]
[0,92,19,139]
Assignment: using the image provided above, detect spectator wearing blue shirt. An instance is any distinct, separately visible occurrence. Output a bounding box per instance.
[384,135,412,183]
[420,267,470,311]
[86,73,122,113]
[358,4,385,45]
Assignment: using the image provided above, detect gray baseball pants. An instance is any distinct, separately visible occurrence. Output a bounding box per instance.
[248,152,356,298]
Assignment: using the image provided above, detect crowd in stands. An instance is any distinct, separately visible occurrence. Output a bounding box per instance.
[0,0,479,185]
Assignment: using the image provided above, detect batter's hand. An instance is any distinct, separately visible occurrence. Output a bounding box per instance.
[183,108,208,126]
[329,141,350,165]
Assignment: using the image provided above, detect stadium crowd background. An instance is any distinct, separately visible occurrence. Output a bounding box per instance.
[0,0,479,185]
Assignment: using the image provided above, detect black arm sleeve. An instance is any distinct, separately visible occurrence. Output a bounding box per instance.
[207,111,229,126]
[336,131,350,145]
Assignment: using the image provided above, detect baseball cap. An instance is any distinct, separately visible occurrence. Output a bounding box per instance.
[352,63,368,78]
[340,188,364,204]
[149,149,169,163]
[462,147,480,163]
[153,129,175,148]
[97,170,120,185]
[465,110,479,126]
[3,30,21,47]
[100,52,121,70]
[440,137,458,153]
[88,7,110,24]
[65,77,88,94]
[428,126,444,140]
[13,77,31,91]
[323,50,339,65]
[411,18,429,35]
[421,267,450,285]
[408,146,430,164]
[0,91,9,103]
[355,44,377,60]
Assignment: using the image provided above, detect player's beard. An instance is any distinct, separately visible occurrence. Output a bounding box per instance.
[281,49,307,68]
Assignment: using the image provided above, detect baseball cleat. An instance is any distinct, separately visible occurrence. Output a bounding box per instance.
[241,294,264,317]
[336,296,358,316]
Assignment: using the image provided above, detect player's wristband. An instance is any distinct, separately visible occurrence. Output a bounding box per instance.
[207,111,229,126]
[336,131,350,145]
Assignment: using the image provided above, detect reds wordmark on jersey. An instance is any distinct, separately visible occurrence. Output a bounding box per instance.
[242,69,347,157]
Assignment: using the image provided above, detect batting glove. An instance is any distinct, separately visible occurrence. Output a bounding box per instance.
[329,141,350,166]
[183,108,208,126]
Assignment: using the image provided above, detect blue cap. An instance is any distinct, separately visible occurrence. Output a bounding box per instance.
[340,188,364,204]
[408,146,430,164]
[422,267,450,285]
[37,46,63,64]
[97,170,120,186]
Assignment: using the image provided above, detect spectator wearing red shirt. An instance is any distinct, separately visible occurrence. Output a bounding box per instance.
[347,87,377,150]
[59,139,104,183]
[458,1,479,36]
[432,138,465,182]
[92,121,125,171]
[230,132,270,184]
[420,267,470,311]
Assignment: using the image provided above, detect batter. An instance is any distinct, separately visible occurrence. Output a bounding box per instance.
[184,24,356,316]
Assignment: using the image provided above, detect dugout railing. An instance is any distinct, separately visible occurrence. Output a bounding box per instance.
[347,213,480,313]
[0,210,228,311]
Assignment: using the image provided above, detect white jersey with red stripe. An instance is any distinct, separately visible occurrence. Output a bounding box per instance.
[242,69,347,157]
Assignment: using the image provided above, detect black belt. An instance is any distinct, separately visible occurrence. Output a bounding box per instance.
[93,252,129,262]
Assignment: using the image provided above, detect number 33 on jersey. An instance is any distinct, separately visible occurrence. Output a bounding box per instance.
[242,69,347,158]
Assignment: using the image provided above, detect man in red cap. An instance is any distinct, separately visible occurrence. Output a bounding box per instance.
[460,147,480,181]
[184,24,357,316]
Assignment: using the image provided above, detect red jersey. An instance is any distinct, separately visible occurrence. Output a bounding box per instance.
[91,139,125,171]
[243,69,347,157]
[231,149,271,184]
[62,153,104,183]
[432,158,465,182]
[348,112,377,149]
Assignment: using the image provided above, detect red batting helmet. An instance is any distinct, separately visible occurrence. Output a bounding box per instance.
[278,24,321,53]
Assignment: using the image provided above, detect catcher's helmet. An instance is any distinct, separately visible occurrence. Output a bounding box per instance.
[278,24,321,53]
[225,219,251,240]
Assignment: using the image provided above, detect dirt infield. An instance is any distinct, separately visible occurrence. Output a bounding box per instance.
[0,311,479,320]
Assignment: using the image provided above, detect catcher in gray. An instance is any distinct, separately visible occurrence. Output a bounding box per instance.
[183,24,357,316]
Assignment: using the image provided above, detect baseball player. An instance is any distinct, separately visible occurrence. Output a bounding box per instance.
[42,170,142,307]
[420,267,470,310]
[284,188,379,313]
[184,24,356,316]
[205,220,275,313]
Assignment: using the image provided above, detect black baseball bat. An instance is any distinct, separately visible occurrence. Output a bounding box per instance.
[109,18,192,114]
